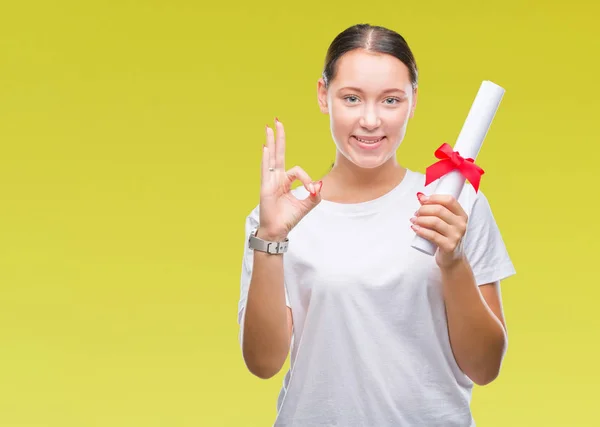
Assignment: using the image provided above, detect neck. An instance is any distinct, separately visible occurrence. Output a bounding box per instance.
[322,153,407,203]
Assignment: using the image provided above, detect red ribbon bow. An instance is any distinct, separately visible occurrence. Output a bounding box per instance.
[425,143,485,192]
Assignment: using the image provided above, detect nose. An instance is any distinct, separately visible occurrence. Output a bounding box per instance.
[359,105,381,130]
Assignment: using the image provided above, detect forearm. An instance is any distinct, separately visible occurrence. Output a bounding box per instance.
[241,230,290,379]
[440,256,507,386]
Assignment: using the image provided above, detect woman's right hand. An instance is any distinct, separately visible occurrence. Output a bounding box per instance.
[258,118,323,241]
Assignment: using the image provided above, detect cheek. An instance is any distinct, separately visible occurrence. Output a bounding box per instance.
[387,107,411,129]
[329,108,355,133]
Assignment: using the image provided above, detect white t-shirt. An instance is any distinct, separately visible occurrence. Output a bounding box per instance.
[237,169,516,427]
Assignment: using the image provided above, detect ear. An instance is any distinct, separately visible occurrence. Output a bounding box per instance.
[409,86,418,118]
[317,78,329,114]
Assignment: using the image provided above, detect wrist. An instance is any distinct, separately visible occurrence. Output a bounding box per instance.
[437,253,468,272]
[256,227,289,242]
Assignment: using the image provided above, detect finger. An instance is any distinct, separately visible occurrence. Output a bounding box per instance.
[415,203,456,226]
[411,215,453,237]
[416,203,467,237]
[299,180,323,211]
[412,223,463,254]
[275,118,285,170]
[423,194,467,218]
[260,143,269,184]
[411,224,446,247]
[286,166,316,194]
[266,124,275,170]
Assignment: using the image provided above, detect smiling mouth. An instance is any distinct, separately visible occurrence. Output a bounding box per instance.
[353,136,385,144]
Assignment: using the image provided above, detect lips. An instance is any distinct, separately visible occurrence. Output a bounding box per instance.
[354,136,385,143]
[352,135,386,150]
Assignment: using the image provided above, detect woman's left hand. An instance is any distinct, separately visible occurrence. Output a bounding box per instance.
[411,193,468,269]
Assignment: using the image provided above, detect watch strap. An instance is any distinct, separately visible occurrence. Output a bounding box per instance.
[248,228,289,254]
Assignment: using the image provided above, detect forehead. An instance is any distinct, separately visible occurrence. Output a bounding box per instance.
[332,49,411,90]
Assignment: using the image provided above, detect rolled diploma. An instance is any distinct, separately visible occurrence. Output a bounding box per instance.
[411,80,505,256]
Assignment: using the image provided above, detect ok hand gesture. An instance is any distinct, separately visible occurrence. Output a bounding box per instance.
[258,119,323,240]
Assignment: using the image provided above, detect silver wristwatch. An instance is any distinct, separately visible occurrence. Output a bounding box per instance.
[248,228,289,255]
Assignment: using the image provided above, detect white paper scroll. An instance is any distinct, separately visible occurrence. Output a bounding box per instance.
[411,80,505,256]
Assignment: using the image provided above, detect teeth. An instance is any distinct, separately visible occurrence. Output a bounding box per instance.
[356,137,383,143]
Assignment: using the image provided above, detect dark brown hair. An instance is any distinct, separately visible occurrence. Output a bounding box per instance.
[322,24,418,89]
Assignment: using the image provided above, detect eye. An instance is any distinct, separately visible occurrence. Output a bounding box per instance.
[384,97,401,105]
[343,95,360,104]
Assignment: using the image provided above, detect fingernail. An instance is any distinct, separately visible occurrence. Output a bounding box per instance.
[411,224,420,231]
[318,180,323,192]
[414,210,419,216]
[417,192,424,199]
[410,216,417,223]
[309,183,315,194]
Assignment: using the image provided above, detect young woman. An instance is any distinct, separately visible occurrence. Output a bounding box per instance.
[237,23,516,427]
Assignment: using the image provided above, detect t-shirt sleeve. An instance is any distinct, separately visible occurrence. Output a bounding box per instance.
[462,190,516,286]
[237,205,291,328]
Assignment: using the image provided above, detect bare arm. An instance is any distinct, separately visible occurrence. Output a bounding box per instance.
[411,193,509,386]
[440,257,507,386]
[239,118,320,379]
[241,232,293,379]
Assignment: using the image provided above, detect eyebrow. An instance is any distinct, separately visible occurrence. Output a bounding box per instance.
[338,86,407,95]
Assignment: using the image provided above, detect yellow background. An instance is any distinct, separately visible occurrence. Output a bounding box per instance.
[0,0,598,426]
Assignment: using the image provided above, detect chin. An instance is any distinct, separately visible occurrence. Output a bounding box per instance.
[352,157,386,169]
[346,152,393,169]
[348,143,397,170]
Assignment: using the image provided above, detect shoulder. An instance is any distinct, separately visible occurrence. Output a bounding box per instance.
[458,184,487,218]
[244,203,260,229]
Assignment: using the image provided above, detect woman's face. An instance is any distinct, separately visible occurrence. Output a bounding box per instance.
[317,48,417,169]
